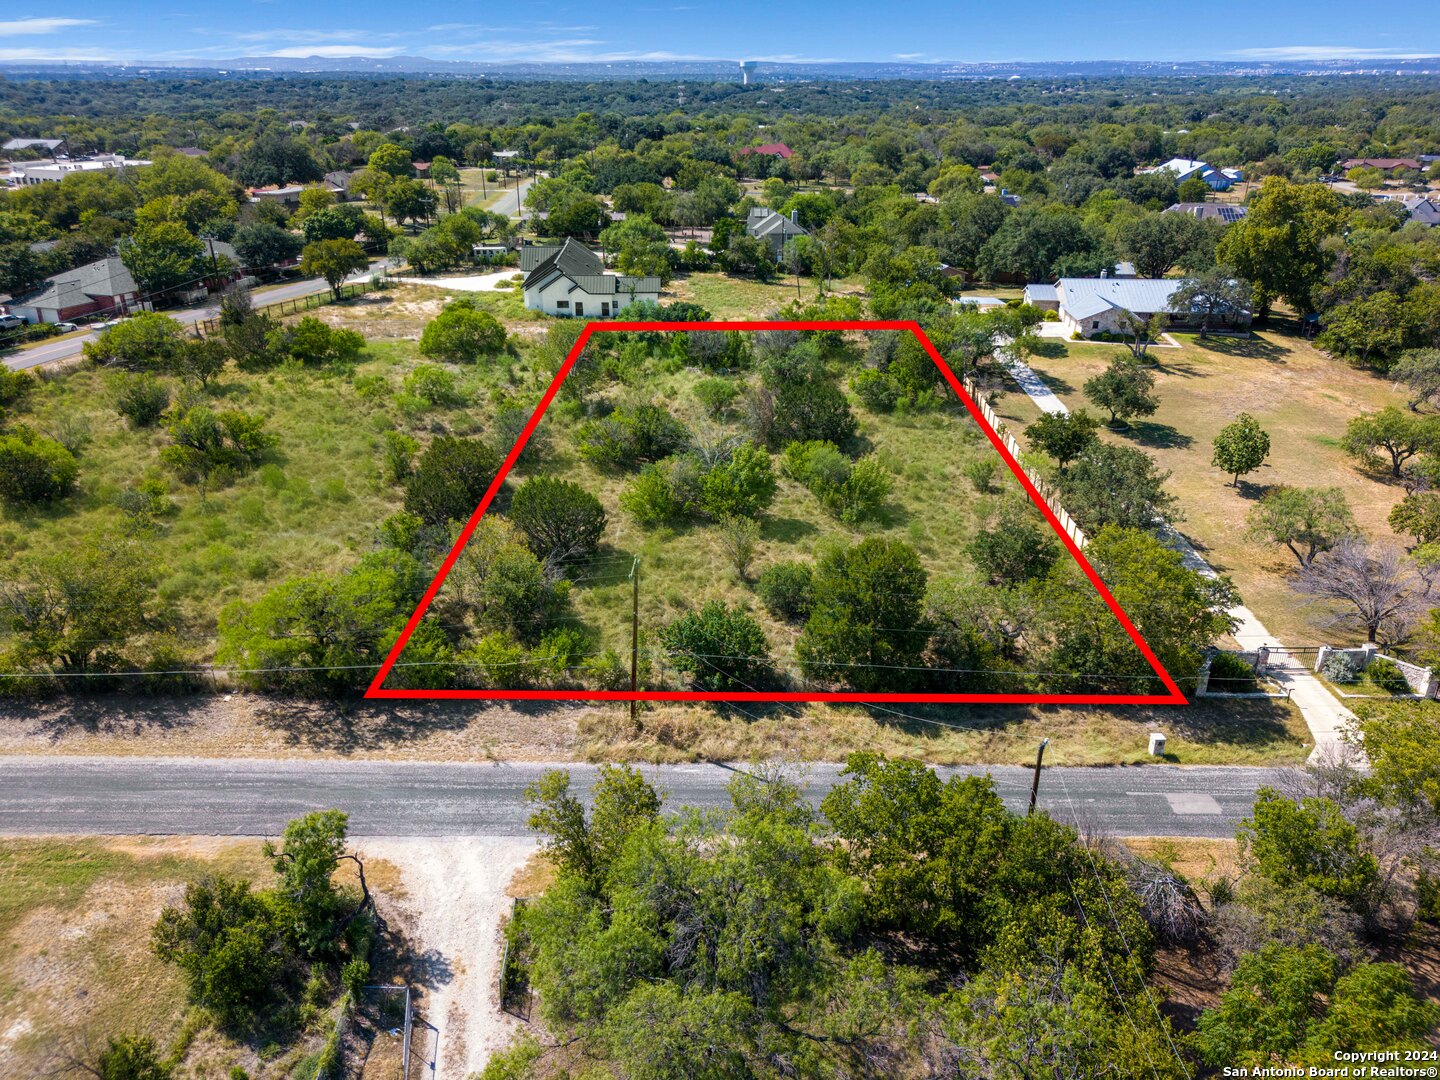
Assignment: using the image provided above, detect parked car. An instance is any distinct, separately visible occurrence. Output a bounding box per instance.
[0,314,25,330]
[53,322,79,333]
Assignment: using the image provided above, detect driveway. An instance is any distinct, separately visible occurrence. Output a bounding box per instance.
[390,270,519,292]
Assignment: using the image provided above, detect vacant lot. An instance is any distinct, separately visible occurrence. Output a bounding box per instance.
[0,836,398,1079]
[995,331,1408,646]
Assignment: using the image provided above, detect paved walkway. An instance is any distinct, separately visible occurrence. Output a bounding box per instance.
[1002,352,1353,763]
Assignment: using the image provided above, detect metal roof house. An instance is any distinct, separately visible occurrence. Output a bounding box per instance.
[1142,158,1234,191]
[1024,277,1250,338]
[520,237,661,318]
[745,207,808,254]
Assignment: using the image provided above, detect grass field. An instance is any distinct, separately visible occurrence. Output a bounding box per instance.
[992,330,1409,647]
[0,836,371,1078]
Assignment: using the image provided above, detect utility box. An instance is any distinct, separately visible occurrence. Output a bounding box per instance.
[1148,732,1167,756]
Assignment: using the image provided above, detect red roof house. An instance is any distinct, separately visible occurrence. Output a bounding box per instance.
[739,142,794,159]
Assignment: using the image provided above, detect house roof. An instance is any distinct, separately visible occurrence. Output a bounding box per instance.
[1056,277,1186,318]
[1341,157,1420,170]
[1164,202,1247,222]
[1023,284,1059,303]
[10,256,138,312]
[746,207,808,240]
[1150,157,1214,179]
[3,137,64,151]
[739,142,793,158]
[324,170,355,190]
[955,295,1004,307]
[522,238,660,297]
[1409,200,1440,226]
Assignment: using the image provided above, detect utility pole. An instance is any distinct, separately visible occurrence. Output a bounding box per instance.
[629,556,641,729]
[1027,737,1049,816]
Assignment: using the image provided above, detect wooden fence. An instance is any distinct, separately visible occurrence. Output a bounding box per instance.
[960,373,1089,549]
[193,277,384,338]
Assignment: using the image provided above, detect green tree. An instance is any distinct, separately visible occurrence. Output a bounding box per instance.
[418,304,507,362]
[0,426,79,505]
[160,405,274,494]
[300,238,369,300]
[966,512,1061,585]
[1309,962,1440,1058]
[508,476,607,568]
[524,764,662,894]
[367,142,414,179]
[452,517,567,642]
[797,538,929,692]
[1194,944,1337,1068]
[1245,486,1356,567]
[1024,409,1099,467]
[1035,525,1236,691]
[218,549,423,696]
[659,601,773,691]
[1115,210,1206,278]
[404,437,503,526]
[83,311,185,371]
[1216,176,1346,318]
[264,809,355,956]
[1239,788,1380,911]
[1082,355,1159,425]
[1057,442,1178,531]
[1341,406,1440,477]
[1168,268,1252,340]
[232,221,302,273]
[0,536,161,672]
[1211,412,1271,486]
[1391,349,1440,411]
[697,443,777,519]
[1319,292,1408,369]
[1388,491,1440,546]
[119,221,205,296]
[90,1034,172,1080]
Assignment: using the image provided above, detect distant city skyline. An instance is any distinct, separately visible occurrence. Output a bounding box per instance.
[1,1,1438,68]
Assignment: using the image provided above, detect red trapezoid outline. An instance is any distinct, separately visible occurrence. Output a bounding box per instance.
[365,320,1189,706]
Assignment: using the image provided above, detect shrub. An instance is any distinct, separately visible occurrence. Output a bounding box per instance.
[781,440,890,523]
[576,403,688,468]
[1365,657,1411,694]
[1320,652,1361,684]
[966,515,1060,585]
[404,437,503,526]
[508,476,607,567]
[402,363,465,407]
[110,372,171,428]
[0,368,35,419]
[419,304,507,362]
[716,515,761,579]
[964,459,997,493]
[0,426,80,505]
[281,316,364,367]
[697,443,777,519]
[1207,651,1259,693]
[382,430,419,483]
[658,601,772,691]
[769,377,856,448]
[619,462,686,526]
[694,377,740,417]
[850,369,899,412]
[756,561,814,622]
[581,649,630,691]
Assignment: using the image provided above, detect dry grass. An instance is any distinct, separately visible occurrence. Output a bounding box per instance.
[997,331,1409,646]
[0,835,407,1079]
[0,690,1310,766]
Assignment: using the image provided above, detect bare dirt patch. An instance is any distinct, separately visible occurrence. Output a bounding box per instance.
[357,837,538,1078]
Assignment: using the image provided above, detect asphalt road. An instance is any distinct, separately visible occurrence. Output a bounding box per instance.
[0,758,1289,838]
[2,261,385,372]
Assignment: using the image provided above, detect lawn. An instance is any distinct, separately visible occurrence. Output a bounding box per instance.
[994,330,1410,647]
[0,836,367,1078]
[666,272,867,319]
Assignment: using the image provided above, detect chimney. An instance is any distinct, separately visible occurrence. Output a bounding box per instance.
[790,209,798,224]
[1100,267,1109,278]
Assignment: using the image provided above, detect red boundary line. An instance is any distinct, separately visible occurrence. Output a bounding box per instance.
[365,320,1189,706]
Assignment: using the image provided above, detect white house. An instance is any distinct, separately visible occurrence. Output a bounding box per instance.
[2,154,149,186]
[1023,277,1250,337]
[520,237,661,318]
[1142,157,1234,191]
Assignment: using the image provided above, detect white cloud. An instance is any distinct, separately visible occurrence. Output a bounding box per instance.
[0,17,97,36]
[233,28,398,44]
[260,45,407,58]
[0,47,120,61]
[1232,45,1440,60]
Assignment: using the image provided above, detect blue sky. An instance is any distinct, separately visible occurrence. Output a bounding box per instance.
[1,1,1438,65]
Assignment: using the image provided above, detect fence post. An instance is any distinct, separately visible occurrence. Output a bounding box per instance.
[1194,653,1213,697]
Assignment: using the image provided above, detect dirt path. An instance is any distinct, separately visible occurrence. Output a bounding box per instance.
[358,838,538,1079]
